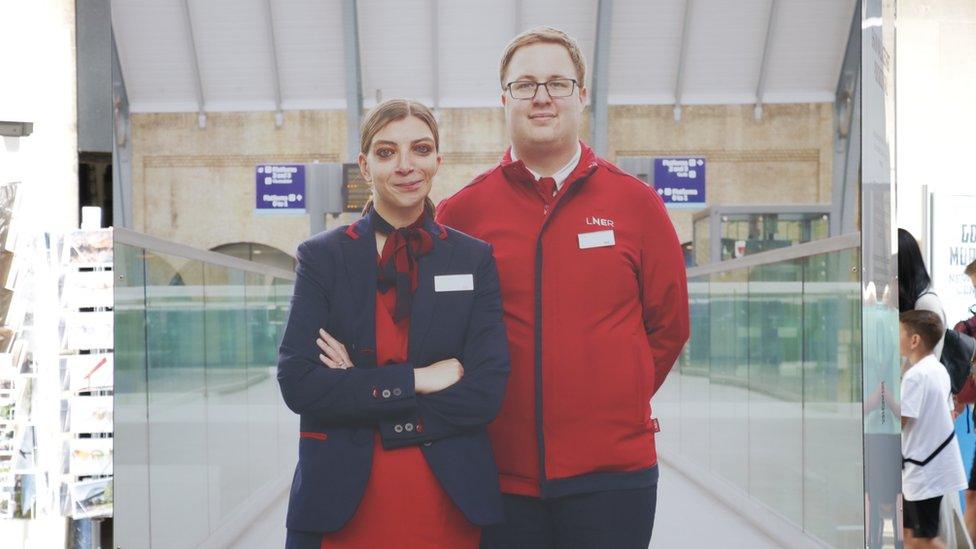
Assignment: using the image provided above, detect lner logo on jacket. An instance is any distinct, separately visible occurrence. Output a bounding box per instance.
[436,141,690,498]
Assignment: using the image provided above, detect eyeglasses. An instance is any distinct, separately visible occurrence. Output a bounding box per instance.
[505,78,578,100]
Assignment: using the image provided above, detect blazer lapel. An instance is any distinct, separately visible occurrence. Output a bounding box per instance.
[340,218,378,366]
[409,225,454,360]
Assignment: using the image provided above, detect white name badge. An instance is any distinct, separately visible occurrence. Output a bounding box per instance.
[434,274,474,292]
[578,230,615,250]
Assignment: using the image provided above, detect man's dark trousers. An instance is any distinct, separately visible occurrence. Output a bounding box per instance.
[480,470,658,549]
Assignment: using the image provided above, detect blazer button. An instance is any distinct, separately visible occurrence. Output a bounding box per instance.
[416,423,424,433]
[404,423,414,432]
[394,424,404,433]
[423,441,432,447]
[382,389,391,398]
[371,387,379,398]
[393,388,402,396]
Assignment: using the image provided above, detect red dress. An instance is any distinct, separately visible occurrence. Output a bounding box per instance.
[320,245,480,548]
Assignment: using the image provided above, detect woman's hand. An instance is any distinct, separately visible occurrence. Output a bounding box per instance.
[316,329,355,369]
[414,358,464,394]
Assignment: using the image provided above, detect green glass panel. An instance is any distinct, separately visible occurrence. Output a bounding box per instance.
[245,272,278,493]
[112,242,150,547]
[204,263,249,525]
[707,268,749,491]
[144,252,209,547]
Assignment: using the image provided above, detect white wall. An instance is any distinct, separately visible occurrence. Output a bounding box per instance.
[0,0,79,232]
[0,1,76,546]
[896,0,976,324]
[895,0,976,241]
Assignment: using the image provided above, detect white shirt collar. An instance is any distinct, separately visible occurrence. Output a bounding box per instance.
[510,142,582,191]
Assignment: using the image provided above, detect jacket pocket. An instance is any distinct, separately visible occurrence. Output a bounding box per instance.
[633,333,654,426]
[299,431,328,441]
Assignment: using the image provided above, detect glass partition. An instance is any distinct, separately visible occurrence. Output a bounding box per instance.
[245,272,279,493]
[113,242,149,548]
[204,264,248,527]
[114,232,297,549]
[144,252,209,547]
[658,240,863,548]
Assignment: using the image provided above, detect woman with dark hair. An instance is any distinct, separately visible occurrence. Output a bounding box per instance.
[898,228,945,357]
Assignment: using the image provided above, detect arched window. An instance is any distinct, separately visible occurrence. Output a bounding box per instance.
[211,242,295,272]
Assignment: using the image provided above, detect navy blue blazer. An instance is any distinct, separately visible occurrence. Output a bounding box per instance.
[277,214,510,541]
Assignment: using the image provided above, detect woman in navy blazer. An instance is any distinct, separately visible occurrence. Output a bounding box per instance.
[277,99,510,548]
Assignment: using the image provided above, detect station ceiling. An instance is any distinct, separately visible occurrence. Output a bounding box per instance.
[111,0,858,114]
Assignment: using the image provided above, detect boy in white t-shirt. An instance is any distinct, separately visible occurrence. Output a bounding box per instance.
[900,310,967,548]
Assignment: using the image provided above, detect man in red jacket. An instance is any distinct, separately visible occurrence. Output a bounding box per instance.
[436,26,690,547]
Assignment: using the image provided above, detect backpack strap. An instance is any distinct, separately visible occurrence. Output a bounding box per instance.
[915,289,937,307]
[903,431,955,468]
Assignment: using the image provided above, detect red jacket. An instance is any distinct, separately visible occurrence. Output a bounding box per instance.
[436,142,689,497]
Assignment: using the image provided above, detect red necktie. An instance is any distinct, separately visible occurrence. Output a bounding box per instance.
[538,177,557,204]
[372,210,433,322]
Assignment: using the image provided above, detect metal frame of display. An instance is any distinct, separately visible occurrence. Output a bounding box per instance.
[692,204,834,265]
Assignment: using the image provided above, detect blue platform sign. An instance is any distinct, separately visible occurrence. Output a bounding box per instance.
[653,157,705,207]
[256,164,305,212]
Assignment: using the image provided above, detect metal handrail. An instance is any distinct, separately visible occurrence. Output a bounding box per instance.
[686,232,860,278]
[116,229,860,284]
[114,227,297,280]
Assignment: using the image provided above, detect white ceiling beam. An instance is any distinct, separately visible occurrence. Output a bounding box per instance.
[179,0,207,128]
[431,0,439,109]
[589,0,612,155]
[342,0,364,162]
[754,0,778,121]
[673,0,693,122]
[265,0,284,127]
[513,0,522,36]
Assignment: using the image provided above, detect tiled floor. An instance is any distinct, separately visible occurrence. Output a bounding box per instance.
[232,461,780,548]
[232,487,290,549]
[652,462,782,548]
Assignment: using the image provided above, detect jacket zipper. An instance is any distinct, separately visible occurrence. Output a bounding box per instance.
[533,174,589,493]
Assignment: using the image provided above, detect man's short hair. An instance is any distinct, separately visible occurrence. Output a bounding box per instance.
[900,309,945,352]
[965,259,976,277]
[499,26,586,88]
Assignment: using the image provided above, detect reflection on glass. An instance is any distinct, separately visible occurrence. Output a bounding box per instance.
[803,249,864,547]
[246,272,278,492]
[145,252,209,547]
[748,261,803,524]
[113,242,150,546]
[114,238,300,549]
[274,277,299,471]
[658,246,864,546]
[204,264,248,525]
[708,269,749,492]
[862,0,899,545]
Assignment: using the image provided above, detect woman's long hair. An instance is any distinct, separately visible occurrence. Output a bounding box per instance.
[898,228,932,313]
[359,99,438,217]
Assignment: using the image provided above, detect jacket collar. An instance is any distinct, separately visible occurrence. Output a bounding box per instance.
[500,140,599,189]
[340,210,453,361]
[344,209,448,241]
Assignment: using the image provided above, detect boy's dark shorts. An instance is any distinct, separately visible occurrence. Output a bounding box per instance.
[904,495,942,539]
